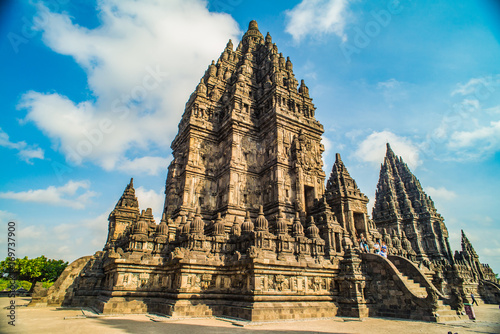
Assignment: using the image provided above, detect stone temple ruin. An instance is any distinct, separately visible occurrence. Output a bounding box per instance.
[31,21,500,322]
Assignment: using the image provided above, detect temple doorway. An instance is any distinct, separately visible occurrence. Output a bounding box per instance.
[304,185,315,214]
[353,212,366,237]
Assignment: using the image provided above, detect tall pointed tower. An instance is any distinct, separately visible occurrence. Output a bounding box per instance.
[325,153,372,240]
[164,20,325,227]
[372,143,453,264]
[454,230,482,280]
[104,178,140,250]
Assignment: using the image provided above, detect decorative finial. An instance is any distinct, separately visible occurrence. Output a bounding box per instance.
[265,32,272,43]
[386,142,395,156]
[286,56,293,71]
[248,20,259,31]
[335,153,342,162]
[259,205,264,215]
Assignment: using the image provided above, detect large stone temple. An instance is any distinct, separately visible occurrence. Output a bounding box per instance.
[31,21,500,322]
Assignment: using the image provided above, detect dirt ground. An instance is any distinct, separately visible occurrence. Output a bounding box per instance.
[1,297,499,334]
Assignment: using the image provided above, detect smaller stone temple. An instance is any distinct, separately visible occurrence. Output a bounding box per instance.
[373,143,453,265]
[30,20,500,323]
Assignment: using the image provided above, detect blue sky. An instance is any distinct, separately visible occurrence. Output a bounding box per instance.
[1,0,499,273]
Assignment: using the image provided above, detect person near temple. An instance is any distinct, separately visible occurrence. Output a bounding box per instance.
[359,233,369,253]
[373,240,381,255]
[471,293,478,306]
[380,246,388,258]
[380,241,388,257]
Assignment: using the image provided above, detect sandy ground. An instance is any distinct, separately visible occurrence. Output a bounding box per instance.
[1,297,499,334]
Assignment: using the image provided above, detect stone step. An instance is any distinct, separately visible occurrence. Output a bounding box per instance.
[388,259,467,323]
[436,315,462,322]
[436,313,469,323]
[434,303,470,322]
[436,308,457,316]
[399,275,427,297]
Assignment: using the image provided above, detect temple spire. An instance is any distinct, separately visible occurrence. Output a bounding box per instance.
[165,18,320,231]
[242,19,263,43]
[114,177,139,209]
[335,153,342,163]
[373,145,452,263]
[461,230,478,258]
[249,20,259,30]
[105,178,140,250]
[326,153,369,239]
[385,142,396,161]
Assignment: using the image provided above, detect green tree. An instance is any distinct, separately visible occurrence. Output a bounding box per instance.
[0,256,68,293]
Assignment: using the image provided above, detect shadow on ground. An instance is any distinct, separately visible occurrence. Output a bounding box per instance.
[93,317,351,334]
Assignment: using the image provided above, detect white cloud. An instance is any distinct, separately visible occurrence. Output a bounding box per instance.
[0,128,23,150]
[81,211,110,249]
[19,0,240,174]
[321,136,333,174]
[377,78,400,90]
[135,186,164,220]
[0,127,44,163]
[15,210,110,262]
[458,98,481,112]
[485,105,500,115]
[0,210,17,224]
[425,186,457,201]
[345,129,364,140]
[449,120,500,147]
[424,74,500,161]
[0,180,97,209]
[354,130,421,169]
[116,156,171,176]
[19,224,46,239]
[18,147,45,162]
[447,120,500,159]
[285,0,350,42]
[451,74,500,97]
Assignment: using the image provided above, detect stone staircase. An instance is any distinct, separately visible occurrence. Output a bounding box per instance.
[433,300,469,322]
[398,275,427,298]
[389,258,469,323]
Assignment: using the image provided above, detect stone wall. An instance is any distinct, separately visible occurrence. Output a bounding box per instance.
[54,252,340,321]
[362,254,438,321]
